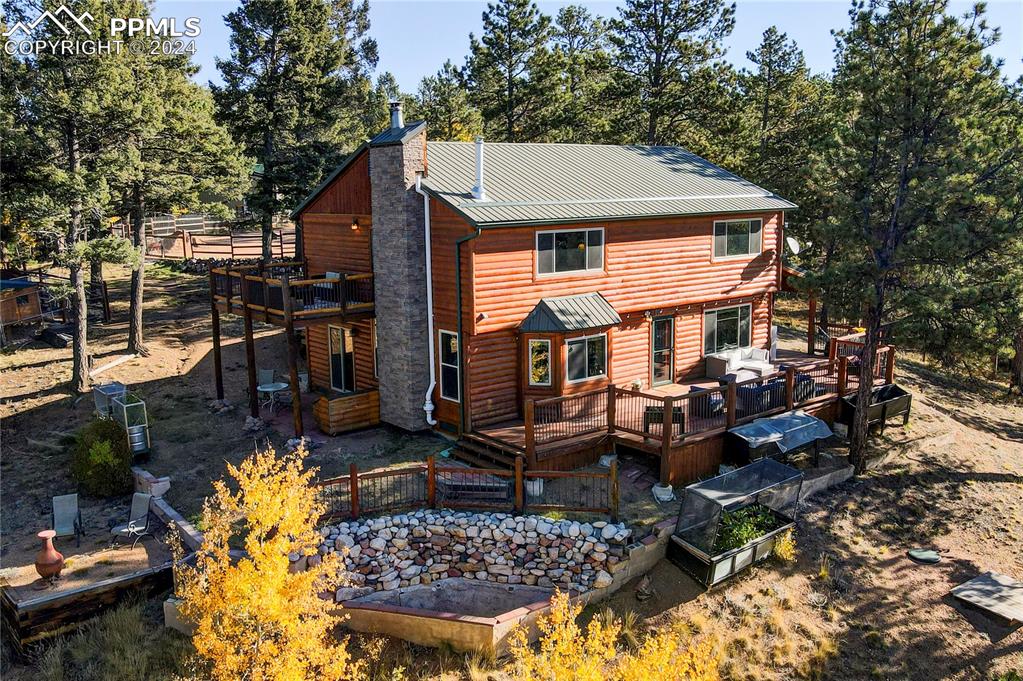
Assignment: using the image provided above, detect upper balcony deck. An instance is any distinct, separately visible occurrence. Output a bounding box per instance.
[210,261,374,327]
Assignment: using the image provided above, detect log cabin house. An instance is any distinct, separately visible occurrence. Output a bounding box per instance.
[209,103,895,485]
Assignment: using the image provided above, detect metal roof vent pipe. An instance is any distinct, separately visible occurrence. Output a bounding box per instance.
[471,137,487,201]
[389,101,403,129]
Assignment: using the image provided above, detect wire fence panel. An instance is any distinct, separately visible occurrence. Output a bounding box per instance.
[435,467,515,511]
[523,470,612,516]
[316,476,353,520]
[357,467,428,516]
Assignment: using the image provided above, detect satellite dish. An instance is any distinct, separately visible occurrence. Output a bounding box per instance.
[785,236,802,255]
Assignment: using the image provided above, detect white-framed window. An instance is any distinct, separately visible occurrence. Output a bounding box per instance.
[528,338,552,386]
[566,333,607,383]
[713,219,763,258]
[704,305,752,354]
[537,228,604,275]
[328,325,355,393]
[439,330,460,402]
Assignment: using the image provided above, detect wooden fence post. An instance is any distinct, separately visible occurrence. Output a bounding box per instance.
[659,396,673,485]
[609,458,620,522]
[837,356,849,397]
[524,399,536,468]
[828,337,838,362]
[785,366,796,410]
[427,455,437,508]
[240,273,259,418]
[725,381,737,428]
[349,463,360,519]
[280,273,304,437]
[606,384,616,434]
[208,269,224,400]
[514,456,524,514]
[885,347,896,384]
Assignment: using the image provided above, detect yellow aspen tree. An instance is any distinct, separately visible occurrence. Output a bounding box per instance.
[174,445,357,681]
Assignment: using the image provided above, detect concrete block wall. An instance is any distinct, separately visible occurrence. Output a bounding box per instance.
[370,131,431,431]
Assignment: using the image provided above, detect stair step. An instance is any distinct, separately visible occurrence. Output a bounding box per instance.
[448,447,504,470]
[460,438,518,466]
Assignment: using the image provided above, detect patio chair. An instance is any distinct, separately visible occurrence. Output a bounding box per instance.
[111,492,152,549]
[257,368,275,386]
[52,493,83,547]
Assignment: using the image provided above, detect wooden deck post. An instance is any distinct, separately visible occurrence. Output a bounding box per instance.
[208,269,224,400]
[513,456,524,514]
[606,384,616,434]
[785,366,796,411]
[524,399,537,468]
[725,381,737,428]
[609,458,620,522]
[427,455,437,508]
[281,273,303,437]
[837,356,849,397]
[240,272,259,418]
[885,347,896,384]
[807,296,817,355]
[101,280,111,322]
[828,337,838,362]
[659,396,673,485]
[349,463,360,519]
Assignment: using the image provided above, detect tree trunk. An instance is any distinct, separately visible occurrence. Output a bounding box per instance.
[1010,325,1023,396]
[127,182,148,355]
[261,211,273,261]
[261,132,274,261]
[90,260,103,295]
[66,117,89,393]
[848,300,882,472]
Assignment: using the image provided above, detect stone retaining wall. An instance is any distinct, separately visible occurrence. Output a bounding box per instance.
[293,510,633,599]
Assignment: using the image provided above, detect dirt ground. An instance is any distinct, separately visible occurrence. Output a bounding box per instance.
[1,266,1021,680]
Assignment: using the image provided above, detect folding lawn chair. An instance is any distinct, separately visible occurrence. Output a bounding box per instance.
[52,493,83,547]
[111,492,152,549]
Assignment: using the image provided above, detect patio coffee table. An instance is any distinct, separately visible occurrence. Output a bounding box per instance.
[257,382,290,415]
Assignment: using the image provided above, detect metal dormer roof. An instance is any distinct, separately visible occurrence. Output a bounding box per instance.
[519,292,622,333]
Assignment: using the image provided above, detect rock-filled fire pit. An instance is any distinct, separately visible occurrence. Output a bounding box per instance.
[292,510,633,596]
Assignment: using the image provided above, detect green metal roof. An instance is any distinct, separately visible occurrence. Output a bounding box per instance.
[369,121,426,147]
[519,292,621,333]
[420,142,796,227]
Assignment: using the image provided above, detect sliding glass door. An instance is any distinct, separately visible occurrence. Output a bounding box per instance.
[329,325,355,393]
[652,317,674,385]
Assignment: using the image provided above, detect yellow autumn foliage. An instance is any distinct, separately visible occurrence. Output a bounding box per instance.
[173,445,356,681]
[512,591,721,681]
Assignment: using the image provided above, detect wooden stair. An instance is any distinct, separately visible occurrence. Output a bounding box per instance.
[451,432,521,470]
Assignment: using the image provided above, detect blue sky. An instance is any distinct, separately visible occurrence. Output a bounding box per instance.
[155,0,1022,89]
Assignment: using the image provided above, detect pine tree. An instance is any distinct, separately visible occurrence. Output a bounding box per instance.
[815,0,1022,467]
[213,0,378,259]
[110,24,249,355]
[5,0,131,392]
[412,61,483,141]
[737,28,836,250]
[608,0,736,147]
[463,0,562,142]
[551,5,613,142]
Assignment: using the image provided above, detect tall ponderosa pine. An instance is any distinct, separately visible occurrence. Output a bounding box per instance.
[463,0,562,142]
[112,33,249,355]
[413,61,483,141]
[213,0,378,259]
[609,0,736,147]
[551,5,613,142]
[816,0,1022,467]
[6,0,131,392]
[737,28,835,251]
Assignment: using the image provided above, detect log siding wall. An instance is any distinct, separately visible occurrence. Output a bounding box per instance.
[432,211,782,428]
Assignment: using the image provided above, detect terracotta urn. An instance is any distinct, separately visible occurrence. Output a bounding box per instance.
[35,530,64,582]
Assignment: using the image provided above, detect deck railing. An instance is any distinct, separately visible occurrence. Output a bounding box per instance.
[315,455,618,521]
[211,263,373,322]
[521,351,896,457]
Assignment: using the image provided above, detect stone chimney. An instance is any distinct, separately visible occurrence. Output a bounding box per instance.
[370,122,430,431]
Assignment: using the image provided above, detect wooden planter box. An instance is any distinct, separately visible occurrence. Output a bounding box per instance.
[667,512,795,587]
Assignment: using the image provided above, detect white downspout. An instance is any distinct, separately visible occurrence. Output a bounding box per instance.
[415,173,438,425]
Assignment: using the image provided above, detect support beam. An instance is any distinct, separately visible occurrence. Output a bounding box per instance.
[208,270,224,400]
[241,275,258,418]
[281,274,304,437]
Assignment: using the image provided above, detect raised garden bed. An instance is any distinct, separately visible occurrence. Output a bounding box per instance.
[667,459,803,587]
[839,383,912,434]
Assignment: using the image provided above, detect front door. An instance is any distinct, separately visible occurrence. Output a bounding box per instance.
[329,325,355,392]
[652,317,674,385]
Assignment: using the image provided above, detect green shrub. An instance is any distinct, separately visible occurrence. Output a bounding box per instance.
[71,419,133,497]
[714,504,781,553]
